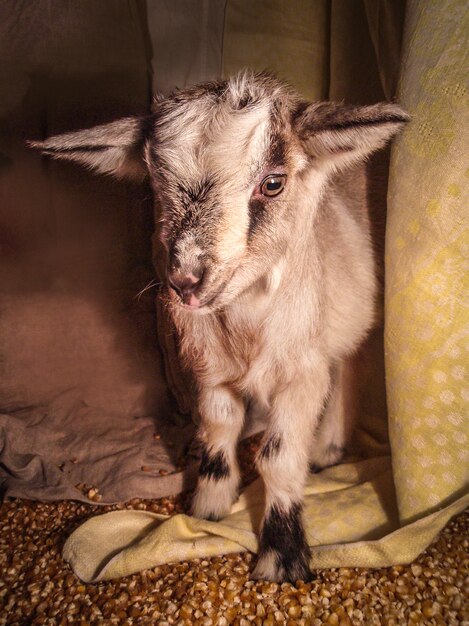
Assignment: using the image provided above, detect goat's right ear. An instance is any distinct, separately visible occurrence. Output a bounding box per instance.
[28,116,153,180]
[292,101,409,172]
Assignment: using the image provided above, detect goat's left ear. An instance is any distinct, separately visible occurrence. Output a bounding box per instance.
[28,116,153,180]
[292,102,409,171]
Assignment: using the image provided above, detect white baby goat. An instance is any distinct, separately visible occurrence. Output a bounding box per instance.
[31,71,408,583]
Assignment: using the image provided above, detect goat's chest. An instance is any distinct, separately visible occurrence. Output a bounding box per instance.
[215,305,267,386]
[222,310,264,372]
[186,296,277,395]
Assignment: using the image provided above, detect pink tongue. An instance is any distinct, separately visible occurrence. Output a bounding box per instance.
[188,293,200,308]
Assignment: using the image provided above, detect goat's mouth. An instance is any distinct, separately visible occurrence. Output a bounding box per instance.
[168,271,236,313]
[168,286,208,311]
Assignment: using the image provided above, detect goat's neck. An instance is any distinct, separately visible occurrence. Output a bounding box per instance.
[224,183,326,327]
[281,171,328,280]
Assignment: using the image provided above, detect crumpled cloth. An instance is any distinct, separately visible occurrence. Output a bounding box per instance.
[63,457,469,582]
[0,390,197,503]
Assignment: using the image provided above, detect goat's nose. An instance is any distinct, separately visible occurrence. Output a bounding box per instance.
[167,267,204,301]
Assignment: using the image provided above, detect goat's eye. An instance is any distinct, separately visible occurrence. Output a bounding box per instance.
[260,174,286,197]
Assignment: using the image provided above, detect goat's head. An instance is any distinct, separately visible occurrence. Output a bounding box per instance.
[30,71,408,312]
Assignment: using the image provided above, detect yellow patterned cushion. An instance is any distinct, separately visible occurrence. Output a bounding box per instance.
[385,0,469,523]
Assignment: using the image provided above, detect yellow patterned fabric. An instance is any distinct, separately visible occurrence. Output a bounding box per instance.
[385,0,469,523]
[63,0,468,580]
[64,461,467,582]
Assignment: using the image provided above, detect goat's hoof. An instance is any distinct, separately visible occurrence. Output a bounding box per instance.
[251,550,315,584]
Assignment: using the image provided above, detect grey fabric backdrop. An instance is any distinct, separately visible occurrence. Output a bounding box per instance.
[148,0,226,94]
[0,1,197,503]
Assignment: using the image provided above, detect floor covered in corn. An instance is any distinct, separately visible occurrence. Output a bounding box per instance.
[1,435,467,626]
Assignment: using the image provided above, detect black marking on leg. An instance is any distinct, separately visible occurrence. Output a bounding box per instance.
[259,503,313,582]
[259,434,282,460]
[199,448,229,481]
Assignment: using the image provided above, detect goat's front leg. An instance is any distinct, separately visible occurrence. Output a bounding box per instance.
[192,385,245,521]
[252,364,330,583]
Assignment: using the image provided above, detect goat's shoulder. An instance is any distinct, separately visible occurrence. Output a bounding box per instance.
[315,166,377,356]
[330,164,369,228]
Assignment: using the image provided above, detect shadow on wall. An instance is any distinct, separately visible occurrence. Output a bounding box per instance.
[0,3,170,419]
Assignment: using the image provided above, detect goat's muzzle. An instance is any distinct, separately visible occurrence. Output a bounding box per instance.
[167,266,205,309]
